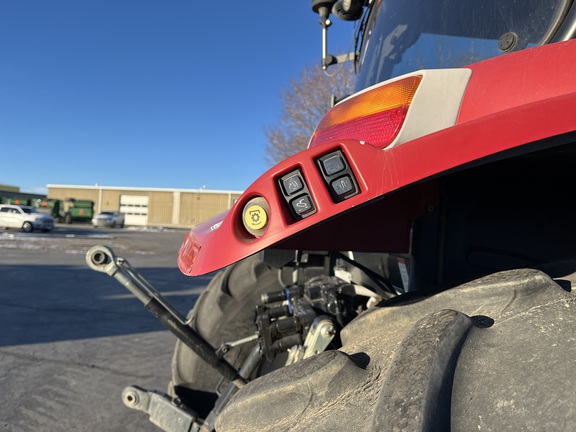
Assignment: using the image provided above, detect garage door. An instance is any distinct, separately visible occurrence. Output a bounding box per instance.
[120,195,149,226]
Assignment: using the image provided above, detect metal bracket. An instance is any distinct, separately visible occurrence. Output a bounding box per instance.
[285,316,336,366]
[316,5,357,69]
[304,316,336,358]
[122,386,200,432]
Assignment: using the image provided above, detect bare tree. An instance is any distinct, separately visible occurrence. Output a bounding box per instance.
[264,63,355,165]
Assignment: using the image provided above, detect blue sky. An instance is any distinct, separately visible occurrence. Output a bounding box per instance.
[0,1,355,194]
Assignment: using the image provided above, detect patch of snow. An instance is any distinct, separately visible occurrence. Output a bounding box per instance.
[126,226,179,233]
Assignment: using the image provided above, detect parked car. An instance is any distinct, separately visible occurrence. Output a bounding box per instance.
[91,211,125,228]
[0,204,54,233]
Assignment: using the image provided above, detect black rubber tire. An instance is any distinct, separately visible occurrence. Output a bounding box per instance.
[169,254,283,415]
[21,221,33,233]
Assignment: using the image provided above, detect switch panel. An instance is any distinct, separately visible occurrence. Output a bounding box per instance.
[277,169,316,221]
[316,151,359,202]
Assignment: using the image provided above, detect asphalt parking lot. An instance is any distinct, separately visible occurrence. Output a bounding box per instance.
[0,224,212,431]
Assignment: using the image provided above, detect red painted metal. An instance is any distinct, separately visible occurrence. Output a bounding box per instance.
[458,40,576,124]
[179,40,576,277]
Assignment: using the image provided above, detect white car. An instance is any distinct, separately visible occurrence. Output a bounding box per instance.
[91,211,125,228]
[0,204,55,233]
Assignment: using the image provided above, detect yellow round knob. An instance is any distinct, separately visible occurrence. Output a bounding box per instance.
[243,204,268,231]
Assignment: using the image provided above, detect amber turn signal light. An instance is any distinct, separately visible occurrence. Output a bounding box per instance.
[310,75,422,149]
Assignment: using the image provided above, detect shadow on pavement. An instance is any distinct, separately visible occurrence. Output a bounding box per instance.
[0,264,211,346]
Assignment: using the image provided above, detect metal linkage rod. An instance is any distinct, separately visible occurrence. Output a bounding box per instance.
[86,245,245,387]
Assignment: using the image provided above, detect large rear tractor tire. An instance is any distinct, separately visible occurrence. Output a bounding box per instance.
[169,254,284,417]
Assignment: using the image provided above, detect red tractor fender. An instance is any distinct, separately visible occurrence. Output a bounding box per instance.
[179,40,576,277]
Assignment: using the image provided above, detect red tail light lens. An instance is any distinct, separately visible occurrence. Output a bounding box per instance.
[310,75,422,149]
[179,232,201,274]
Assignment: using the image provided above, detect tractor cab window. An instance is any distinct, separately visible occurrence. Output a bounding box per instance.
[355,0,570,91]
